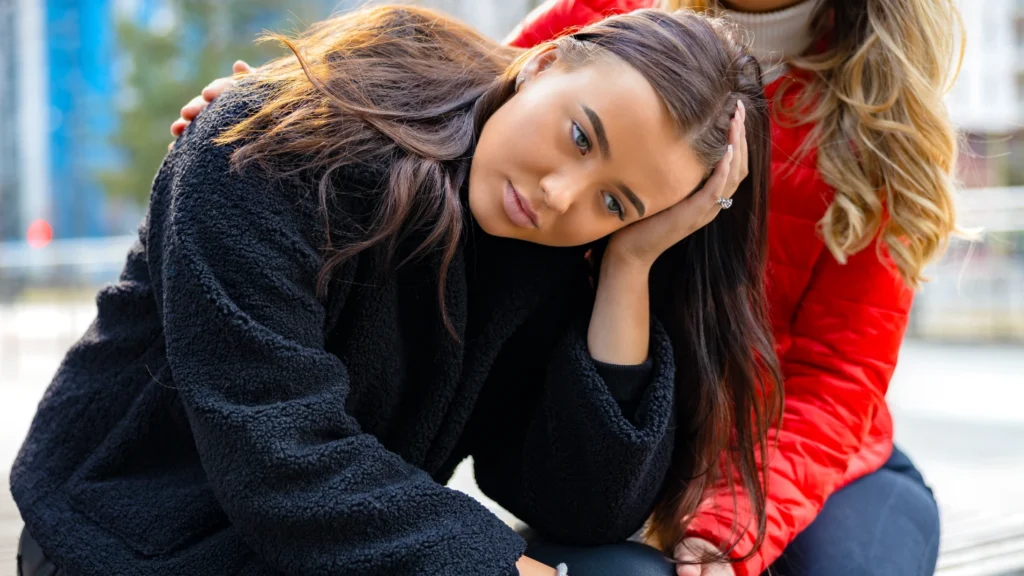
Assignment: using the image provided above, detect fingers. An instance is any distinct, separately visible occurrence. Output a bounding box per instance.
[202,60,251,103]
[692,100,747,222]
[602,99,749,256]
[171,62,250,143]
[644,148,730,241]
[721,100,747,201]
[180,94,207,121]
[170,119,189,137]
[698,143,735,209]
[201,77,235,104]
[171,92,212,137]
[649,145,731,243]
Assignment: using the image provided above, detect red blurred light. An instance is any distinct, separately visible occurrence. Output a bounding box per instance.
[27,219,53,249]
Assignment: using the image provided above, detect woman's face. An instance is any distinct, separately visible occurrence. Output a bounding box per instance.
[469,50,706,247]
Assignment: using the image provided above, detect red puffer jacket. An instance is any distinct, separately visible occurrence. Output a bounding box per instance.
[506,3,915,575]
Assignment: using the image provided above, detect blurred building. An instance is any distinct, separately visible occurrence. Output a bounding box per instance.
[47,0,119,239]
[907,1,1024,342]
[0,0,1019,341]
[950,0,1024,188]
[0,0,19,240]
[3,0,118,241]
[948,0,1019,133]
[422,0,536,42]
[0,0,534,244]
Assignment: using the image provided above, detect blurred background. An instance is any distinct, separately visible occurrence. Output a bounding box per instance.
[0,0,1022,574]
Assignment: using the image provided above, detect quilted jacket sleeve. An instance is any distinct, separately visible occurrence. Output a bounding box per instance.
[503,0,652,48]
[686,241,914,575]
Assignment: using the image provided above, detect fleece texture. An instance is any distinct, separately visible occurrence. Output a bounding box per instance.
[10,86,676,576]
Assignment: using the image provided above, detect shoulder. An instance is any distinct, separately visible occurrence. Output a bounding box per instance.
[507,0,652,47]
[164,81,271,200]
[162,81,383,232]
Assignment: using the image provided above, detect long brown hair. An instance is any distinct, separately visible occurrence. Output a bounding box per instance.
[662,0,967,288]
[215,4,782,564]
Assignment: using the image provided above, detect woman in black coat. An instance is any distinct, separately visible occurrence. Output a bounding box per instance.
[12,6,779,576]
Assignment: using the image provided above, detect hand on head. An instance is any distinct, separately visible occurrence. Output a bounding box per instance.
[607,100,748,269]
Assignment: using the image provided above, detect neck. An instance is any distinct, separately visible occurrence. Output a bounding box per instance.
[720,0,819,82]
[718,0,808,13]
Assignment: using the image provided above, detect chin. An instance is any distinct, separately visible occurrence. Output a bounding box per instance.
[473,215,508,238]
[467,191,510,239]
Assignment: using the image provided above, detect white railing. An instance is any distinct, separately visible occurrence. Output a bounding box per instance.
[0,234,136,271]
[0,189,1021,341]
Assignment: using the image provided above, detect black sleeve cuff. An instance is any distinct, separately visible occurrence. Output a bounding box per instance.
[593,357,654,419]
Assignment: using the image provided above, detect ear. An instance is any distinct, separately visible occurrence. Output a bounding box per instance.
[518,45,561,88]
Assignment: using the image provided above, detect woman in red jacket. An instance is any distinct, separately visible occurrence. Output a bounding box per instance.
[173,2,963,575]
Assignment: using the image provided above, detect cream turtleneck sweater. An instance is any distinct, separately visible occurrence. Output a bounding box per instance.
[722,0,818,82]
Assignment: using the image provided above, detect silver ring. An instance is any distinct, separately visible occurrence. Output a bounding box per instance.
[716,197,733,209]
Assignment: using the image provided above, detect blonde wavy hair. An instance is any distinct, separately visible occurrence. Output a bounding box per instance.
[661,0,966,288]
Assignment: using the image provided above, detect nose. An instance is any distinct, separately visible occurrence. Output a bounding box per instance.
[539,171,589,215]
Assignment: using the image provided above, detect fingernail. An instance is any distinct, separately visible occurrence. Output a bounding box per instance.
[727,144,733,155]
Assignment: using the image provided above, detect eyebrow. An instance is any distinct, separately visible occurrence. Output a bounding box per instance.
[581,104,611,158]
[581,103,646,218]
[618,183,645,218]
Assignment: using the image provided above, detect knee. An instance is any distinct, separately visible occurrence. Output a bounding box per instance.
[527,540,676,576]
[771,470,940,576]
[865,475,941,576]
[884,469,941,549]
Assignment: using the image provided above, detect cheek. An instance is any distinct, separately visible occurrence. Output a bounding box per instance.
[501,96,563,159]
[476,109,510,164]
[551,211,627,247]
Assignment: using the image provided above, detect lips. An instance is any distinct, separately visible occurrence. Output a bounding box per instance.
[503,180,539,229]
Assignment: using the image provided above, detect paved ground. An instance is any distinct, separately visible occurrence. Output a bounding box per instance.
[2,303,1023,573]
[886,342,1024,575]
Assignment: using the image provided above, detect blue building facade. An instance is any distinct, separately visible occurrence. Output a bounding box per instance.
[5,0,355,243]
[1,0,21,240]
[44,0,118,239]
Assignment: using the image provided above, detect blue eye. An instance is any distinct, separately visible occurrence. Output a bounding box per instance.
[572,122,591,155]
[603,192,625,220]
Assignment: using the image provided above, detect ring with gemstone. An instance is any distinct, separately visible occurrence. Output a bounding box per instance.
[716,197,733,209]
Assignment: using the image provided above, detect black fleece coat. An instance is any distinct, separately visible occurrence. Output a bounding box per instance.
[11,87,677,576]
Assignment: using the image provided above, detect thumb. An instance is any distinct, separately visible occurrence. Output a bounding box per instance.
[233,60,252,74]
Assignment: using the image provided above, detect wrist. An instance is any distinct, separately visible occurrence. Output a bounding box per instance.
[588,243,652,365]
[600,244,652,280]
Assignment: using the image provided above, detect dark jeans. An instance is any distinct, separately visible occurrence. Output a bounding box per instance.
[527,447,940,576]
[16,528,63,576]
[767,447,940,576]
